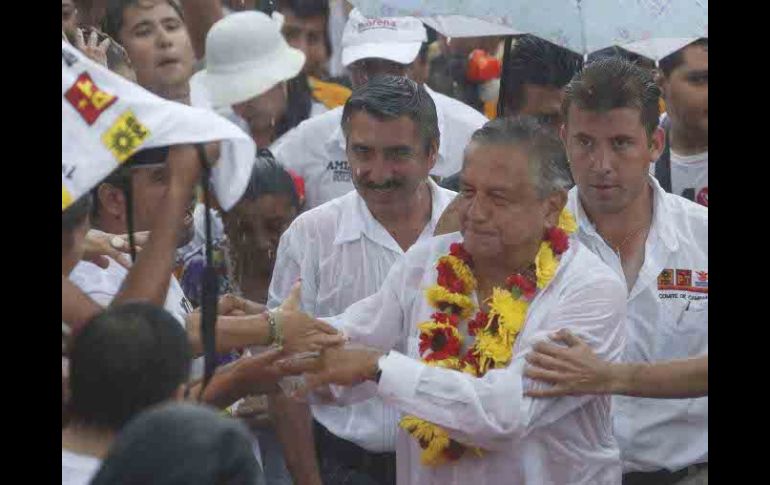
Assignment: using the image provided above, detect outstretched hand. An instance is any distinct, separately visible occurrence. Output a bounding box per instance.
[277,282,347,354]
[524,329,614,398]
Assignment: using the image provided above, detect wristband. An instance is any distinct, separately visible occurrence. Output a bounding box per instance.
[267,310,283,347]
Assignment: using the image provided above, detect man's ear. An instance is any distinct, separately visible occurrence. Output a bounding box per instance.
[649,126,666,162]
[426,139,439,173]
[544,189,568,229]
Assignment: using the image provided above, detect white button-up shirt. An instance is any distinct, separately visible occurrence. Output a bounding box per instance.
[268,178,456,452]
[567,177,708,473]
[324,233,627,485]
[271,85,487,209]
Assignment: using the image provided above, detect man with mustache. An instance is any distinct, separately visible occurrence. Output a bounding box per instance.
[267,76,457,485]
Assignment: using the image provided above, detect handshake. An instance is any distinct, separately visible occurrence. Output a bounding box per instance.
[192,282,385,403]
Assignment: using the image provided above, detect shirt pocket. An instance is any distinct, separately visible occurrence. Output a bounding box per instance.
[658,298,708,359]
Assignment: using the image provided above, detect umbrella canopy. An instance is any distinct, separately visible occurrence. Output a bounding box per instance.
[619,37,701,62]
[351,0,707,55]
[420,15,519,38]
[62,40,256,212]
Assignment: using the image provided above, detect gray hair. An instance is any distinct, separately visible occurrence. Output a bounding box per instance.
[466,116,573,198]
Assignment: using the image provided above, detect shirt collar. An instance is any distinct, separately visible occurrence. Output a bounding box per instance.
[327,86,448,163]
[568,175,678,253]
[333,177,446,251]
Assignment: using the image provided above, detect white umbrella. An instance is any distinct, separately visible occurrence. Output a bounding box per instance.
[351,0,707,55]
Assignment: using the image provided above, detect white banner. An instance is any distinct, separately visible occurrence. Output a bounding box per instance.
[62,40,256,212]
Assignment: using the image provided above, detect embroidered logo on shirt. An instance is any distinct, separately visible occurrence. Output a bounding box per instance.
[658,268,708,294]
[326,160,352,183]
[64,72,118,125]
[101,110,150,162]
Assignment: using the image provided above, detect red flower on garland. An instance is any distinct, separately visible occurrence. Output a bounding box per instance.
[432,312,460,327]
[545,227,570,255]
[444,440,466,461]
[449,242,473,266]
[462,347,481,374]
[467,311,487,336]
[506,273,537,300]
[436,261,465,293]
[419,326,461,361]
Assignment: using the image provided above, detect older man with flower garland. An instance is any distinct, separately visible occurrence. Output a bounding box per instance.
[281,117,627,484]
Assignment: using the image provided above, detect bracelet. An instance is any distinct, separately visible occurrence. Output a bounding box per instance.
[267,310,284,347]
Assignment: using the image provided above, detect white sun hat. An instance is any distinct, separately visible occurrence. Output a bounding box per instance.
[341,8,427,68]
[193,11,305,108]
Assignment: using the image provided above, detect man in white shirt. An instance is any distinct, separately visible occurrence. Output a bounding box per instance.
[653,39,708,207]
[268,76,457,484]
[284,116,627,485]
[69,159,195,325]
[560,57,708,484]
[272,9,487,209]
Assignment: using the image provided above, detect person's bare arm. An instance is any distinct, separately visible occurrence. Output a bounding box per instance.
[113,145,201,306]
[524,329,708,399]
[269,394,322,485]
[179,0,225,59]
[62,275,103,334]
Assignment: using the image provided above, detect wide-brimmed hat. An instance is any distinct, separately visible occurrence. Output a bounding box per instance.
[194,11,305,108]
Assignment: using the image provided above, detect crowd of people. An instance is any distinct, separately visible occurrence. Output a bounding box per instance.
[62,1,708,484]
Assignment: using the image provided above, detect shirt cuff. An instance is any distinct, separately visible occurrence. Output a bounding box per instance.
[377,350,422,402]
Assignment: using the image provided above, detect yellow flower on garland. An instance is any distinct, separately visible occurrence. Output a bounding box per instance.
[487,288,527,341]
[440,255,478,293]
[535,242,558,289]
[425,285,475,319]
[558,208,578,234]
[401,417,452,466]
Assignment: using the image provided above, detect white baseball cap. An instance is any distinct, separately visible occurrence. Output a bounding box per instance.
[193,11,305,108]
[341,9,427,68]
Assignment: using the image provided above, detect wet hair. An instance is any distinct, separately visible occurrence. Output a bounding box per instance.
[467,116,573,198]
[241,149,301,209]
[587,45,655,70]
[102,0,185,41]
[275,0,331,54]
[659,38,708,77]
[562,56,661,138]
[90,403,261,485]
[68,303,191,430]
[341,75,439,153]
[504,34,583,114]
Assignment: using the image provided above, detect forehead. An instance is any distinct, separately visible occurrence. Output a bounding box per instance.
[679,44,708,71]
[346,111,420,147]
[519,84,564,115]
[233,193,295,218]
[566,106,647,137]
[462,142,533,191]
[281,9,327,30]
[122,1,181,26]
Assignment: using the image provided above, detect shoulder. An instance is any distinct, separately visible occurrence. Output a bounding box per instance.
[403,232,462,267]
[562,241,627,298]
[69,259,125,296]
[661,191,708,247]
[430,89,488,128]
[283,191,353,238]
[272,107,343,152]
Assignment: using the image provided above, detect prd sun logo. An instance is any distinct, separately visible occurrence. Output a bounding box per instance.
[101,110,150,162]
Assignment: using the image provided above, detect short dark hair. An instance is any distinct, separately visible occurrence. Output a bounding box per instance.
[562,56,661,138]
[241,149,300,209]
[103,0,185,41]
[504,35,583,114]
[341,75,439,152]
[587,46,655,71]
[659,38,708,77]
[276,0,328,18]
[68,303,191,430]
[467,116,573,197]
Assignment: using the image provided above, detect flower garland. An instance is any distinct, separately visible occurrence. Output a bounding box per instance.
[400,208,577,466]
